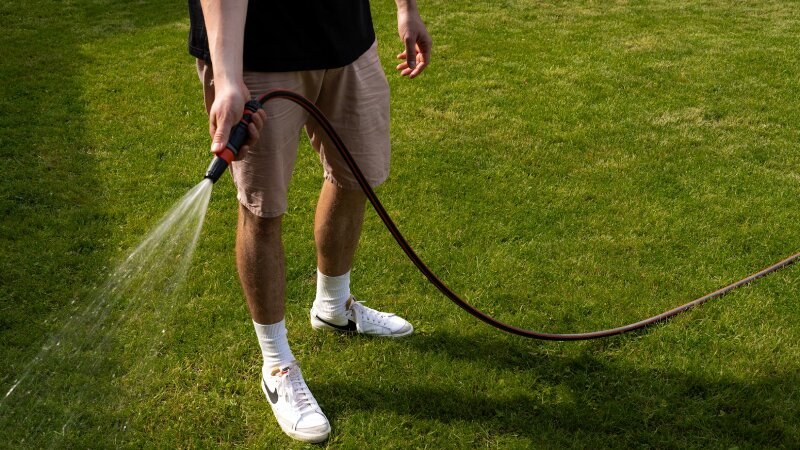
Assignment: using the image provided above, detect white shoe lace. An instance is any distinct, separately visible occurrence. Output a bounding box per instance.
[277,365,319,417]
[351,298,393,327]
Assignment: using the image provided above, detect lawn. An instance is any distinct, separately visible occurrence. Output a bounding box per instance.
[2,0,800,448]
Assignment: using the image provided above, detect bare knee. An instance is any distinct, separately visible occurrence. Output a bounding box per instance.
[238,204,282,239]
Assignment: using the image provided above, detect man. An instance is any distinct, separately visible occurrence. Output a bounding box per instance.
[188,0,431,443]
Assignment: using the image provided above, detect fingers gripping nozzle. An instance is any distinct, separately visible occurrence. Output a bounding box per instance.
[204,100,263,183]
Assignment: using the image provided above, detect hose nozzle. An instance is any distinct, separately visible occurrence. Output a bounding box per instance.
[204,100,262,183]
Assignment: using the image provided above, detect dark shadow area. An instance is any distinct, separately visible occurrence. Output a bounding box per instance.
[317,331,798,447]
[0,0,189,446]
[405,327,653,369]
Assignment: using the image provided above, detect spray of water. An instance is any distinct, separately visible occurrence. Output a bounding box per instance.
[0,179,213,447]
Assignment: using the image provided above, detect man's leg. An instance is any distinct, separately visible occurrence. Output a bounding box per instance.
[236,205,296,368]
[236,204,286,325]
[237,204,330,443]
[310,182,365,322]
[314,181,367,277]
[305,41,411,335]
[310,180,413,337]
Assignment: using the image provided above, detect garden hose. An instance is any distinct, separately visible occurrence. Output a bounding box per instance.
[206,89,800,340]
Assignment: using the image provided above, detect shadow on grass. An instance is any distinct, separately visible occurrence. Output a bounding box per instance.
[0,0,190,375]
[318,330,796,447]
[0,1,190,446]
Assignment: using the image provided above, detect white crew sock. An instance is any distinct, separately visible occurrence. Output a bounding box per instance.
[313,269,350,324]
[253,319,295,377]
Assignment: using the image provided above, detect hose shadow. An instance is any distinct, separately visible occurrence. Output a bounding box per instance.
[316,331,798,447]
[405,328,644,370]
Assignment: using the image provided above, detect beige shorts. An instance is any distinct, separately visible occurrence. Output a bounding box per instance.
[198,41,390,218]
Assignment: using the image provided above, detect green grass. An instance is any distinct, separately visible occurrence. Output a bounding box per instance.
[2,0,800,447]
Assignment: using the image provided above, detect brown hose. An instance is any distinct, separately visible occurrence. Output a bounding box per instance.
[257,90,800,340]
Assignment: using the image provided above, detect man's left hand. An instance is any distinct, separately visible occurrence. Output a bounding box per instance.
[396,9,432,79]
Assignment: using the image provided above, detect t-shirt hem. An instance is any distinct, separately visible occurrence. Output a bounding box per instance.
[242,38,374,73]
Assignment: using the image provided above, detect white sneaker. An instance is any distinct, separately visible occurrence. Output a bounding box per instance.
[261,362,330,443]
[310,296,414,338]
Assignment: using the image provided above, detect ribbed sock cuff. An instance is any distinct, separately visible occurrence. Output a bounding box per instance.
[314,269,350,319]
[253,319,295,372]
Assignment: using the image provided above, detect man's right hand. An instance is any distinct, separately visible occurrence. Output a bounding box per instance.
[208,82,266,158]
[201,0,265,159]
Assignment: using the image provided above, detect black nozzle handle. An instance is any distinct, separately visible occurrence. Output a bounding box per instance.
[204,99,263,183]
[224,100,263,159]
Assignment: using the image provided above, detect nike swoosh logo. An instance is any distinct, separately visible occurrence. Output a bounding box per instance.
[315,315,357,332]
[263,378,279,404]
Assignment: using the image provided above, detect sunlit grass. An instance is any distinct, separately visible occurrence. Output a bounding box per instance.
[2,0,800,447]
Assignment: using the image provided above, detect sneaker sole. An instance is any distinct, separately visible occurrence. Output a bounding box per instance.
[261,378,331,443]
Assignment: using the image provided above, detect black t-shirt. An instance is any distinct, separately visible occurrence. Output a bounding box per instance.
[188,0,376,72]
